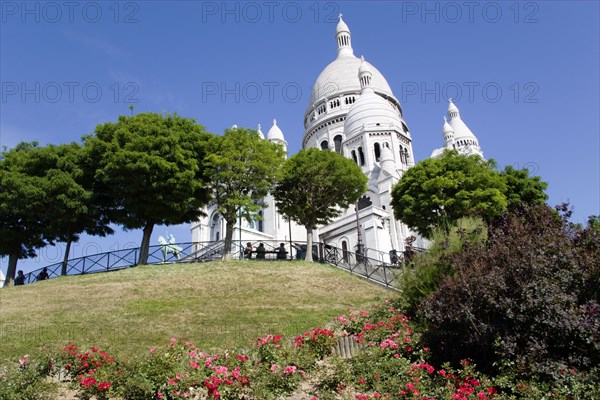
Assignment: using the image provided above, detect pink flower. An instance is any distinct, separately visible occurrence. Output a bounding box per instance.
[212,365,228,375]
[97,381,111,391]
[18,355,29,366]
[284,365,297,375]
[270,363,279,372]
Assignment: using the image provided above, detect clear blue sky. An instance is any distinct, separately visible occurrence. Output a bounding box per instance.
[1,1,599,273]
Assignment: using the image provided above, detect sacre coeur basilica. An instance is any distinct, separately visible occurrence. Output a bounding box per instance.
[190,16,484,262]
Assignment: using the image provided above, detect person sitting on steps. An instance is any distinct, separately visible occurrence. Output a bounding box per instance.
[244,242,253,259]
[256,243,266,259]
[276,243,287,260]
[14,270,25,286]
[37,267,49,281]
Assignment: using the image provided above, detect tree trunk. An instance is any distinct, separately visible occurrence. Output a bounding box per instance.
[138,222,155,265]
[222,219,235,261]
[61,238,73,276]
[305,228,314,262]
[4,253,19,287]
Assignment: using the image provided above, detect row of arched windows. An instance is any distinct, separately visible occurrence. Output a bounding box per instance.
[320,135,343,154]
[311,95,357,123]
[399,145,410,164]
[457,139,477,147]
[337,34,350,47]
[351,147,365,166]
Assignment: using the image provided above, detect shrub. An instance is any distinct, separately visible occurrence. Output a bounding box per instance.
[54,344,121,400]
[397,217,487,317]
[419,204,600,381]
[0,354,56,400]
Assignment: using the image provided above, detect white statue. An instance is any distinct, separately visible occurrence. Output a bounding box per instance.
[158,234,183,261]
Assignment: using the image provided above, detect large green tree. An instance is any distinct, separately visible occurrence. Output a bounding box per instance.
[0,143,48,286]
[273,148,367,262]
[38,143,113,275]
[203,127,286,260]
[85,113,211,265]
[391,150,547,238]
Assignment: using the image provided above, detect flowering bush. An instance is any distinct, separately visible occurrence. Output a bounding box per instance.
[0,354,56,400]
[55,344,119,400]
[6,292,599,399]
[294,327,337,360]
[119,338,252,400]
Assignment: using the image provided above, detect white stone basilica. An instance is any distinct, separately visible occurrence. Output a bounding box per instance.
[190,16,483,262]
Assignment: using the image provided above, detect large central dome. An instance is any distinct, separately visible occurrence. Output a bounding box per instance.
[309,56,394,106]
[303,16,400,138]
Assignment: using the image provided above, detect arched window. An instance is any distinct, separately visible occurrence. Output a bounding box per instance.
[358,147,365,166]
[211,213,222,242]
[321,140,329,150]
[333,135,343,154]
[342,241,349,263]
[374,142,381,161]
[351,150,357,164]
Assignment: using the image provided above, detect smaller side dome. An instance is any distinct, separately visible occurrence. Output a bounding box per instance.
[358,56,373,92]
[442,116,454,142]
[267,119,285,141]
[257,124,265,139]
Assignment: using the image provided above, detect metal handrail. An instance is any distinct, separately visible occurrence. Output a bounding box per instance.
[19,240,412,290]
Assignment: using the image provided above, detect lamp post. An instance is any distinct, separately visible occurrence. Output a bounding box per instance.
[238,212,242,260]
[288,218,292,260]
[355,202,364,263]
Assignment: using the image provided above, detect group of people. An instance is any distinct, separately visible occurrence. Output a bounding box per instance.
[244,242,287,260]
[12,267,49,286]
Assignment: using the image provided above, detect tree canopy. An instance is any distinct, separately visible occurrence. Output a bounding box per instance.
[0,143,48,285]
[391,150,547,238]
[273,148,367,261]
[84,113,211,265]
[203,127,286,259]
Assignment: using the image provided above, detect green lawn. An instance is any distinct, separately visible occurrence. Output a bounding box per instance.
[0,261,388,362]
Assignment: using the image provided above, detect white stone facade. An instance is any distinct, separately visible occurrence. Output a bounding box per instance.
[190,16,482,262]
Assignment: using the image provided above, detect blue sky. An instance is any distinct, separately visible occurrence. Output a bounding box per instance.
[1,1,599,273]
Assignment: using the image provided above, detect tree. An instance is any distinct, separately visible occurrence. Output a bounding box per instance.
[391,150,545,238]
[500,165,548,209]
[273,148,367,262]
[39,143,113,275]
[0,143,48,286]
[203,127,286,260]
[85,113,211,265]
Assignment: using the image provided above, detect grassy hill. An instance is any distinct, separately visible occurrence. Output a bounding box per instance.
[0,261,388,362]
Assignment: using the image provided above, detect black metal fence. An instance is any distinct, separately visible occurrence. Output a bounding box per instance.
[17,240,421,290]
